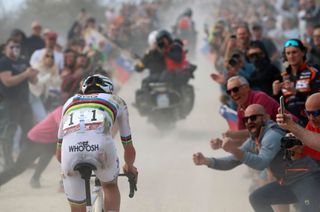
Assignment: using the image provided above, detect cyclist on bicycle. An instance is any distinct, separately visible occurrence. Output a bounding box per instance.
[56,74,138,212]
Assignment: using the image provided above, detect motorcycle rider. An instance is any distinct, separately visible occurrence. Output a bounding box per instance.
[134,30,166,88]
[134,30,167,114]
[156,29,196,118]
[155,29,196,87]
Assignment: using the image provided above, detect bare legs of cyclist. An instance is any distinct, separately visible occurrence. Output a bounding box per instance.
[102,181,121,212]
[69,203,86,212]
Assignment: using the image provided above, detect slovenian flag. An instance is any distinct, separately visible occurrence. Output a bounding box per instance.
[219,104,238,130]
[112,54,135,84]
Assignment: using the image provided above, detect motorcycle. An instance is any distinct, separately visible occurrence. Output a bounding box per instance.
[134,65,196,130]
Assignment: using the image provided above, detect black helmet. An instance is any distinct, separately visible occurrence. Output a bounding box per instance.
[156,30,172,48]
[184,8,192,17]
[82,74,114,94]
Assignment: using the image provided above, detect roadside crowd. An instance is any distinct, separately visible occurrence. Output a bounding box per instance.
[193,0,320,211]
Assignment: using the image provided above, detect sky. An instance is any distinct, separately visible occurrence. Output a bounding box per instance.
[0,0,24,12]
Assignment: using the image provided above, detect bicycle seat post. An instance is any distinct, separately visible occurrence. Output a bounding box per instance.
[74,163,97,209]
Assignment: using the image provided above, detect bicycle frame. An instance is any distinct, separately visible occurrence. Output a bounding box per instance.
[74,162,137,212]
[91,177,104,212]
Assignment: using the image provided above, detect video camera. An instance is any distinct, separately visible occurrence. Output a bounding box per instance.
[281,136,303,149]
[281,136,303,160]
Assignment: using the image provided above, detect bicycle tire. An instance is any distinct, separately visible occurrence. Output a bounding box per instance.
[92,183,104,212]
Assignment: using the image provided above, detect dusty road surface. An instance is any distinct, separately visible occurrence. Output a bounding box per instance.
[0,53,253,212]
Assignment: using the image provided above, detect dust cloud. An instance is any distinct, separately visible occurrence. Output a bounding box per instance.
[0,1,253,211]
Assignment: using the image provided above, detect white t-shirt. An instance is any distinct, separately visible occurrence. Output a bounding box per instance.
[30,48,64,73]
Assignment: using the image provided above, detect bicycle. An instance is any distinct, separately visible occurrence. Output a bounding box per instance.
[74,162,137,212]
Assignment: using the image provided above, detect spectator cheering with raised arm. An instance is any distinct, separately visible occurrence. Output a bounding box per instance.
[218,76,294,142]
[193,104,320,212]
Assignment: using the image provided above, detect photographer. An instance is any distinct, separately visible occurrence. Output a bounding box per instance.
[193,104,320,211]
[277,93,320,158]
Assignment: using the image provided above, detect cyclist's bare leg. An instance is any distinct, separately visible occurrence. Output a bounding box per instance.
[69,204,86,212]
[102,181,120,212]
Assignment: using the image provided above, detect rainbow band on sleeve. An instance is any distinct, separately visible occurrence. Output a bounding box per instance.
[121,135,133,145]
[64,97,118,123]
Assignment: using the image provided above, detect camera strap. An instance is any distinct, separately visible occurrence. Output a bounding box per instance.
[254,127,265,153]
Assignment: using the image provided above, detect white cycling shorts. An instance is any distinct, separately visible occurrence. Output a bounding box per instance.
[61,133,119,202]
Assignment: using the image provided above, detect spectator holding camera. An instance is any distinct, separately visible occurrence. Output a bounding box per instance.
[277,92,320,161]
[272,38,320,126]
[193,104,320,212]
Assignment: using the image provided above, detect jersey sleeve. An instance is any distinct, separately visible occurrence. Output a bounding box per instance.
[57,97,73,140]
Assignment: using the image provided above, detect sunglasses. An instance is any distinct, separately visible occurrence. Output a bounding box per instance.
[242,114,264,124]
[248,52,264,60]
[226,85,244,95]
[284,40,299,48]
[9,45,20,49]
[305,109,320,117]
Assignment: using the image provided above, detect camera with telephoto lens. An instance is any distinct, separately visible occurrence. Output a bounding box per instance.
[281,136,303,160]
[281,136,303,149]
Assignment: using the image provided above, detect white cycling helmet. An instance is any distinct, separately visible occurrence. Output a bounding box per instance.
[148,30,158,47]
[81,74,114,94]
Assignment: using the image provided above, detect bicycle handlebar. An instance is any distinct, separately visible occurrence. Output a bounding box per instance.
[91,172,137,198]
[119,172,137,198]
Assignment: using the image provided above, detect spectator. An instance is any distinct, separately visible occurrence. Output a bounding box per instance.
[0,38,38,168]
[235,23,251,55]
[0,106,62,188]
[9,29,28,59]
[26,21,45,60]
[193,104,320,212]
[272,38,320,126]
[251,22,281,68]
[247,40,281,97]
[277,92,320,160]
[302,0,320,28]
[67,37,85,54]
[30,31,64,73]
[67,21,83,42]
[29,49,61,114]
[228,76,284,130]
[308,25,320,67]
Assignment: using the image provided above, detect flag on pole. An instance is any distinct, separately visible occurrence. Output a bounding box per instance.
[219,104,238,130]
[112,54,135,84]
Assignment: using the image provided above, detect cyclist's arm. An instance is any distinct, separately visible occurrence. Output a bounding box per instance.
[117,101,137,173]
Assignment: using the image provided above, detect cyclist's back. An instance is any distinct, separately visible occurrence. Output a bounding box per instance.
[59,92,127,176]
[57,74,137,212]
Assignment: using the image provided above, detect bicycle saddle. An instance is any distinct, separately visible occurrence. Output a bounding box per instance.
[74,162,97,180]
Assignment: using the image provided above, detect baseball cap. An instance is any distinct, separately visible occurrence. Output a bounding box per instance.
[46,31,58,40]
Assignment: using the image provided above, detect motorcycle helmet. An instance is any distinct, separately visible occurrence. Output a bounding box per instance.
[148,30,158,47]
[82,74,114,94]
[184,8,192,17]
[156,30,173,49]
